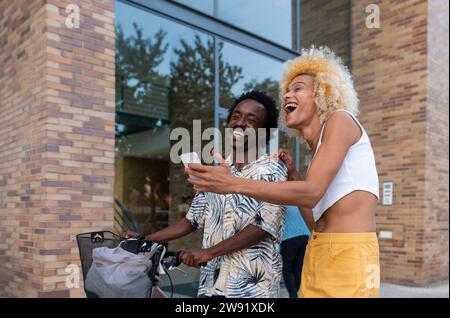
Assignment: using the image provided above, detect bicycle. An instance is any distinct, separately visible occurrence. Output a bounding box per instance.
[76,231,183,298]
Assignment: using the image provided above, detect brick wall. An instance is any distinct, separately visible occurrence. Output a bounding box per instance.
[300,0,351,67]
[424,0,449,284]
[299,0,448,285]
[0,0,116,297]
[352,0,448,285]
[0,0,48,297]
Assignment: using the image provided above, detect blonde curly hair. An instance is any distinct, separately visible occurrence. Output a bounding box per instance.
[279,46,359,138]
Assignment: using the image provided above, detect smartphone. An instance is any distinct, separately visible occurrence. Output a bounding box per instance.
[180,152,201,167]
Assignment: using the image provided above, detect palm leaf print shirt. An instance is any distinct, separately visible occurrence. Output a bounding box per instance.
[186,154,288,298]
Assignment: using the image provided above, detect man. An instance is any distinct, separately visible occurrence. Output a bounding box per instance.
[124,91,287,298]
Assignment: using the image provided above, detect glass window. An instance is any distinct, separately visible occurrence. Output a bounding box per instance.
[173,0,297,49]
[217,0,295,49]
[115,2,214,242]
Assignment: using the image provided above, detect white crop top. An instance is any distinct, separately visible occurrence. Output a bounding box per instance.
[312,109,379,221]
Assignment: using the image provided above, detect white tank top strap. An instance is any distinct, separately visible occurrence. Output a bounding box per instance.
[314,123,327,155]
[334,109,366,137]
[315,109,363,155]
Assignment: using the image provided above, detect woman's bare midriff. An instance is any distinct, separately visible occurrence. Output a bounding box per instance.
[314,190,378,233]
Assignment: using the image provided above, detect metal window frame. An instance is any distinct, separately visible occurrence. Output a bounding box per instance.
[117,0,301,160]
[120,0,298,62]
[213,0,221,154]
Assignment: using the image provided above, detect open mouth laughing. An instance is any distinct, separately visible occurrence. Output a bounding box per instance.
[284,102,298,114]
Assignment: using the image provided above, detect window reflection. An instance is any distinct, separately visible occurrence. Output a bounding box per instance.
[115,2,215,241]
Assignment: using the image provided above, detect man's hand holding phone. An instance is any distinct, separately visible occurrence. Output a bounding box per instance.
[180,152,202,180]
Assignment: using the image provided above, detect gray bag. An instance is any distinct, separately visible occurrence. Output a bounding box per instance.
[85,242,163,298]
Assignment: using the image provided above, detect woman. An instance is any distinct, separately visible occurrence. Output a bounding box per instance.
[186,46,381,298]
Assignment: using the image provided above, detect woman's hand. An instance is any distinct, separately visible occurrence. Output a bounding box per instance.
[277,149,300,181]
[185,151,238,194]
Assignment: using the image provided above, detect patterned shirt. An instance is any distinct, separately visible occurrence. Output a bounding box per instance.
[186,154,287,298]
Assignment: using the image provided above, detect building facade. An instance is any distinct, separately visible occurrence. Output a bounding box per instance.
[0,0,448,297]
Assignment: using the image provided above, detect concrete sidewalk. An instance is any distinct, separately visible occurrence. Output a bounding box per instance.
[279,279,449,298]
[380,280,449,298]
[160,265,449,298]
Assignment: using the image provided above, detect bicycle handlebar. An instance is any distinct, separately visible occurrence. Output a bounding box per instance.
[162,250,207,268]
[164,251,179,258]
[162,250,182,269]
[120,236,207,268]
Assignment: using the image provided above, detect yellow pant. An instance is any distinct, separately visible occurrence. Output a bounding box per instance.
[300,231,380,298]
